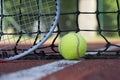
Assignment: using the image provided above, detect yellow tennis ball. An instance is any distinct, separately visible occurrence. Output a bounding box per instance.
[58,32,87,60]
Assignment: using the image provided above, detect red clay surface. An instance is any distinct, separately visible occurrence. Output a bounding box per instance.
[0,60,56,75]
[0,41,119,80]
[42,59,120,80]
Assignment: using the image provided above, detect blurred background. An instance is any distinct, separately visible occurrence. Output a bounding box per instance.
[1,0,120,39]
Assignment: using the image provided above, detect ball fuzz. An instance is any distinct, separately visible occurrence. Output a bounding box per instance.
[58,32,87,60]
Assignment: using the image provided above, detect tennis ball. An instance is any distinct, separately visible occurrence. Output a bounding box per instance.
[58,32,87,60]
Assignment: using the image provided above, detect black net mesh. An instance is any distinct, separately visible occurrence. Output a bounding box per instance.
[0,0,120,59]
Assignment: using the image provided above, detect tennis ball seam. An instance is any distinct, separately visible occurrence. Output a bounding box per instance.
[58,32,86,60]
[59,33,80,59]
[74,33,80,59]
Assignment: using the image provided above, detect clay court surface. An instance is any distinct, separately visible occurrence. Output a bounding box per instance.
[0,41,120,80]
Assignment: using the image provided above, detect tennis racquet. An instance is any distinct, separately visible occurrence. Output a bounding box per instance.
[0,0,60,62]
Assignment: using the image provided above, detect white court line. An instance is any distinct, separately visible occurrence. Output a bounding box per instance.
[0,60,81,80]
[86,44,120,54]
[0,44,119,80]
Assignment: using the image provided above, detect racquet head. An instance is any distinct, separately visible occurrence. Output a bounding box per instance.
[0,0,60,62]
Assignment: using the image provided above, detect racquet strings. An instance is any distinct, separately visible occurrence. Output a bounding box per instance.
[0,0,60,61]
